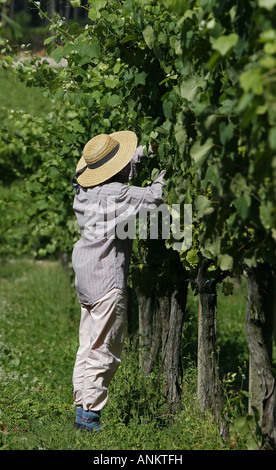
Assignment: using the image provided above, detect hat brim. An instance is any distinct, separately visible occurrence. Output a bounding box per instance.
[75,130,138,187]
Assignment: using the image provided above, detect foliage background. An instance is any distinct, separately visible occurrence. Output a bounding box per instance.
[1,0,275,278]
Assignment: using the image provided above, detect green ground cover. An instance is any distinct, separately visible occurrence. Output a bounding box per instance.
[0,259,250,450]
[0,67,52,122]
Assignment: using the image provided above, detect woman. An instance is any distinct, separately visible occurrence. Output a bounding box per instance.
[71,130,166,431]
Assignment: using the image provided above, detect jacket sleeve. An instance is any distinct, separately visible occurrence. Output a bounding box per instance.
[117,170,166,214]
[127,145,146,180]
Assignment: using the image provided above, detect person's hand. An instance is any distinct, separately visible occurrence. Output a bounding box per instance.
[148,140,158,155]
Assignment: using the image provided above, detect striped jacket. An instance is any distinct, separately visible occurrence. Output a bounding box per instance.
[72,146,166,306]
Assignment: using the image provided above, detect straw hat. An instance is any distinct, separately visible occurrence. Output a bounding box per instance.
[72,131,137,188]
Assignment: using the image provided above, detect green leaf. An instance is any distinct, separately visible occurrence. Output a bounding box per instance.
[143,25,155,49]
[218,254,233,271]
[151,168,159,181]
[190,138,213,167]
[236,192,251,220]
[121,34,139,44]
[174,124,186,146]
[163,100,173,119]
[260,201,275,229]
[240,68,263,95]
[162,0,188,15]
[268,127,276,150]
[88,0,107,21]
[186,249,199,267]
[69,0,81,6]
[107,94,121,106]
[134,72,147,86]
[219,121,234,145]
[104,77,119,88]
[194,195,211,218]
[10,192,25,202]
[264,40,276,54]
[75,38,101,62]
[87,0,106,19]
[88,0,107,8]
[44,36,56,45]
[70,119,86,133]
[26,182,41,193]
[212,34,238,56]
[50,46,64,63]
[180,76,206,102]
[201,236,221,258]
[244,256,257,268]
[258,0,276,10]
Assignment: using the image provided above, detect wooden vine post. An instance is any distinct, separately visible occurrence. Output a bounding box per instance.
[161,282,188,414]
[136,279,188,415]
[197,259,229,440]
[245,263,276,450]
[136,288,162,376]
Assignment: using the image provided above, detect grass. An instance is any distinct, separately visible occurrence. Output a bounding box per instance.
[0,67,53,124]
[0,259,250,451]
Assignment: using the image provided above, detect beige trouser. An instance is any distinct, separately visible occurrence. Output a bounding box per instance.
[72,288,128,411]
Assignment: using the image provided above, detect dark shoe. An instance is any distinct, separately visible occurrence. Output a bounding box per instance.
[73,421,82,430]
[80,409,102,432]
[73,406,84,430]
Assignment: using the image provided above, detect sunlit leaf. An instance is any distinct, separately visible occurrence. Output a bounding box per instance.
[212,34,238,56]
